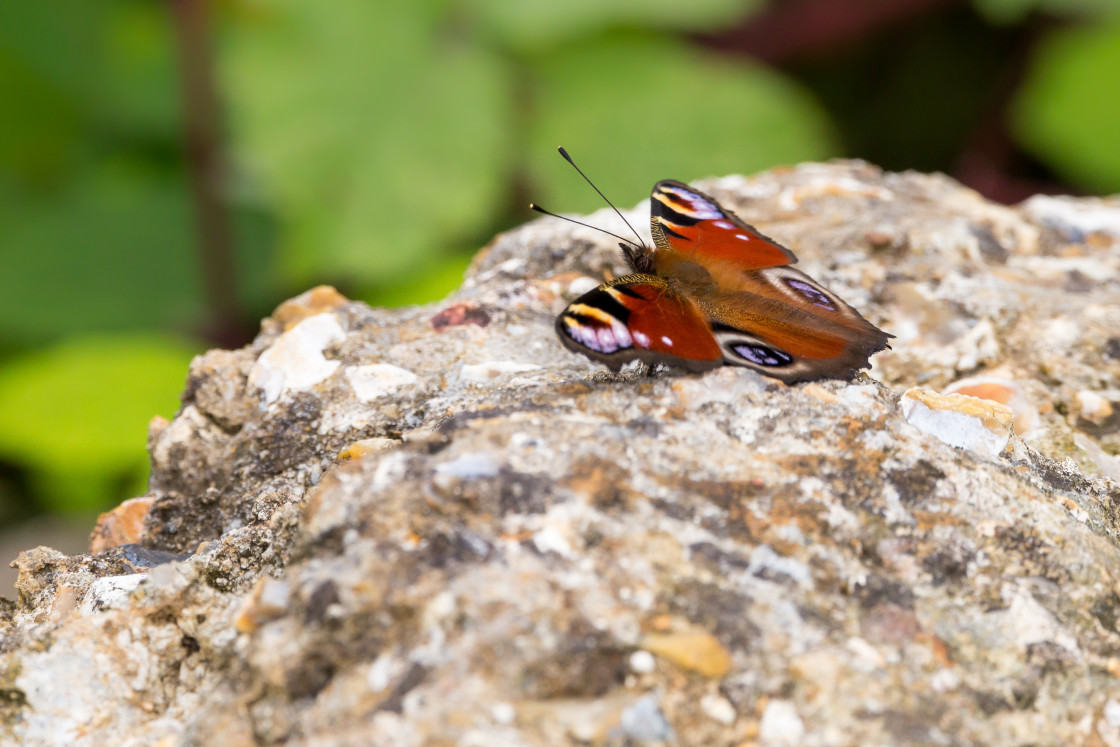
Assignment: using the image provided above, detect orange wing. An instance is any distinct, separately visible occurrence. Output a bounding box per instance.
[555,274,723,372]
[650,180,796,269]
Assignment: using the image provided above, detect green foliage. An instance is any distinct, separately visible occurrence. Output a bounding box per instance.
[973,0,1120,24]
[0,0,200,345]
[527,32,836,214]
[220,0,513,288]
[0,334,198,513]
[1012,21,1120,193]
[468,0,760,51]
[0,168,202,343]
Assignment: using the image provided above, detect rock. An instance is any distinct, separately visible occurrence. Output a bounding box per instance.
[88,497,155,554]
[943,375,1041,434]
[759,699,806,746]
[248,313,346,406]
[1077,389,1115,426]
[344,364,419,402]
[619,693,674,742]
[900,386,1015,457]
[2,161,1120,746]
[640,630,733,679]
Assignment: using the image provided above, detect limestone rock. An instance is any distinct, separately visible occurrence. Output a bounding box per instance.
[2,161,1120,746]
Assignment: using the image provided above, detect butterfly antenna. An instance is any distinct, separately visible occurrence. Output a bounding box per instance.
[529,204,641,249]
[556,146,646,249]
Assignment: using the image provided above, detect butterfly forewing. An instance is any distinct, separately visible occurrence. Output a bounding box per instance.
[556,275,723,372]
[650,180,796,269]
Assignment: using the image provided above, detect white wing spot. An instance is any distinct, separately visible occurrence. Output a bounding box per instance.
[735,233,750,240]
[715,220,735,229]
[661,336,673,347]
[633,330,651,348]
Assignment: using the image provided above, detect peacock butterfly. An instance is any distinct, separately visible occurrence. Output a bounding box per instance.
[533,148,892,383]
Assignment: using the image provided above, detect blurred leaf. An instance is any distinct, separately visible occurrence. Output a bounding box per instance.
[0,334,199,512]
[973,0,1120,24]
[0,0,181,150]
[0,1,99,99]
[0,166,204,344]
[0,45,81,184]
[98,0,182,139]
[1012,21,1120,194]
[220,0,512,287]
[527,33,838,213]
[469,0,762,51]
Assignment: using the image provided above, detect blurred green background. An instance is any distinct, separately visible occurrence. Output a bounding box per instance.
[1,0,1119,551]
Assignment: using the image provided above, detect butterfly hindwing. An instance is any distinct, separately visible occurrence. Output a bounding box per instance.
[650,180,797,269]
[555,275,723,372]
[697,264,893,382]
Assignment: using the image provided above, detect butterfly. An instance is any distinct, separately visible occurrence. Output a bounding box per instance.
[536,151,892,383]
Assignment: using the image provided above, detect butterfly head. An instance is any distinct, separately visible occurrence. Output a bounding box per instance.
[619,241,655,275]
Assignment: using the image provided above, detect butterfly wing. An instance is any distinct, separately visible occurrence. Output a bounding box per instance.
[646,180,891,381]
[555,274,723,372]
[650,180,796,269]
[696,264,893,382]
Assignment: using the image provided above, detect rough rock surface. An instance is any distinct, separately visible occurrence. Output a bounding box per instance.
[3,161,1120,746]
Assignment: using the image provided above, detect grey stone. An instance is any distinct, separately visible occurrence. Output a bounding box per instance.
[2,161,1120,746]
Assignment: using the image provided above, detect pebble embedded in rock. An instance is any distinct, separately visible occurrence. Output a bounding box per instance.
[89,497,155,554]
[248,314,345,404]
[1076,389,1114,425]
[759,699,805,747]
[640,631,732,679]
[345,364,418,402]
[619,694,674,743]
[900,386,1014,458]
[460,361,541,382]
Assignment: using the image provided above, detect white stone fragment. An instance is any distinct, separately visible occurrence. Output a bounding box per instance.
[1023,194,1120,236]
[566,275,600,297]
[1074,433,1120,481]
[532,525,573,558]
[749,544,813,589]
[434,451,501,479]
[1019,255,1117,283]
[619,694,673,742]
[257,578,290,611]
[1105,700,1120,729]
[367,653,406,693]
[930,668,960,693]
[249,314,345,405]
[955,318,1000,371]
[460,361,541,382]
[1004,588,1081,656]
[79,573,147,615]
[700,692,737,725]
[1077,390,1114,425]
[900,387,1013,458]
[629,650,656,674]
[345,363,419,402]
[846,636,885,671]
[759,699,805,746]
[491,702,516,725]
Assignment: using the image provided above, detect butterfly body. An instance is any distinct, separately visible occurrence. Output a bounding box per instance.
[555,180,892,382]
